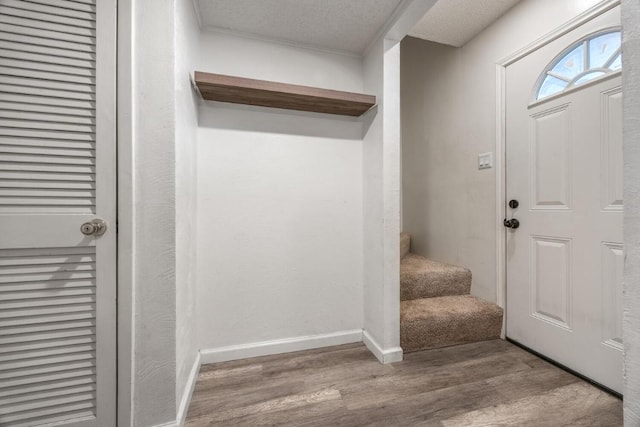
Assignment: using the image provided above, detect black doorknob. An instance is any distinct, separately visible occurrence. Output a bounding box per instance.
[503,218,520,229]
[509,199,519,209]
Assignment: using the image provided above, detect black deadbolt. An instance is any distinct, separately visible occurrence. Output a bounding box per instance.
[508,199,519,209]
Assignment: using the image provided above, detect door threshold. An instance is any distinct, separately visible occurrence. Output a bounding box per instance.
[506,337,622,399]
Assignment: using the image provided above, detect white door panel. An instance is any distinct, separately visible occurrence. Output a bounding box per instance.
[506,6,623,393]
[0,0,116,425]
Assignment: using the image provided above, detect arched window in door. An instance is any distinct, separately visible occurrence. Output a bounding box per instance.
[535,29,621,100]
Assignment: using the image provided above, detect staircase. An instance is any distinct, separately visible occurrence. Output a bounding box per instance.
[400,232,503,352]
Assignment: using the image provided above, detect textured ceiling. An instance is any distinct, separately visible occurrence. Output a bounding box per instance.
[195,0,403,55]
[409,0,521,47]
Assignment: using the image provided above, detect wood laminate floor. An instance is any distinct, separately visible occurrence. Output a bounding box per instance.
[185,340,622,426]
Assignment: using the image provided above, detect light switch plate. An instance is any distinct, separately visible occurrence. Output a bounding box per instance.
[478,152,493,170]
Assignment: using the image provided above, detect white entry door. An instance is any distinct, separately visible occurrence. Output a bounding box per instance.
[0,0,117,425]
[505,6,623,393]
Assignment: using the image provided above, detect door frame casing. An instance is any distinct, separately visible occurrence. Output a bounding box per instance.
[117,0,135,425]
[494,0,621,337]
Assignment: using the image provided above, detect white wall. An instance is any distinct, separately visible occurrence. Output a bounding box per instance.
[197,32,364,92]
[128,0,177,425]
[195,32,365,353]
[401,0,604,302]
[121,0,200,424]
[358,0,438,362]
[622,0,640,422]
[174,0,200,419]
[401,37,464,266]
[362,37,403,362]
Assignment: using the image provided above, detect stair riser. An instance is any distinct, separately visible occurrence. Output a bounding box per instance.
[401,276,471,300]
[401,313,503,352]
[400,295,504,353]
[400,254,472,300]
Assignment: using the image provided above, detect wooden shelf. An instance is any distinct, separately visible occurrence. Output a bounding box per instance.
[194,71,376,117]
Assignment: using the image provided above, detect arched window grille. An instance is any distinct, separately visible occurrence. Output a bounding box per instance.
[535,29,621,101]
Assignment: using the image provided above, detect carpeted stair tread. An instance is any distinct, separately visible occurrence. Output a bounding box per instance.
[401,253,471,300]
[401,295,503,352]
[400,232,411,260]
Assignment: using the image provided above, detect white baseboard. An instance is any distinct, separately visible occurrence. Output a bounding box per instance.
[363,330,403,364]
[176,352,201,427]
[200,329,363,365]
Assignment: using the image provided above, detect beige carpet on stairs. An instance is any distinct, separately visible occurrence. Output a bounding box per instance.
[399,232,504,353]
[401,253,471,300]
[401,295,503,352]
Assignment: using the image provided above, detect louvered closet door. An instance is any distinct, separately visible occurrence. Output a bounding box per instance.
[0,1,116,426]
